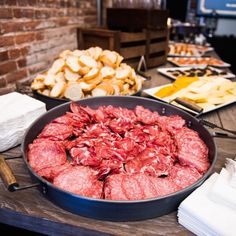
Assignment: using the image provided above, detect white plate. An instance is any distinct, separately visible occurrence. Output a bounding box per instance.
[167,57,231,68]
[157,66,235,80]
[143,84,236,115]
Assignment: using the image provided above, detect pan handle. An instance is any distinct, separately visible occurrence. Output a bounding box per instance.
[172,98,203,114]
[212,131,236,140]
[0,155,40,192]
[0,155,19,192]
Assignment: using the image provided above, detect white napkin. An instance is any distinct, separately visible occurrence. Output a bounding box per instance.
[209,168,236,211]
[225,158,236,188]
[0,92,46,152]
[178,173,236,236]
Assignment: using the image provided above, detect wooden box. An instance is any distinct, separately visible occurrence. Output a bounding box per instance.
[77,27,168,68]
[106,8,169,32]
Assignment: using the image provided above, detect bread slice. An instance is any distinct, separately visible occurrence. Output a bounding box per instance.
[72,49,85,57]
[66,56,81,72]
[41,89,50,96]
[83,67,99,80]
[78,55,97,68]
[91,86,108,97]
[115,67,131,80]
[100,66,115,79]
[115,53,124,67]
[99,50,117,68]
[50,81,66,97]
[78,81,96,92]
[55,72,65,83]
[64,82,84,101]
[79,66,91,76]
[86,73,103,85]
[59,50,72,59]
[64,67,80,81]
[31,81,45,90]
[48,58,65,75]
[44,73,56,87]
[94,47,103,60]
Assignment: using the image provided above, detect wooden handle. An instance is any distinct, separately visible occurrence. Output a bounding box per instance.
[0,155,19,192]
[174,97,203,114]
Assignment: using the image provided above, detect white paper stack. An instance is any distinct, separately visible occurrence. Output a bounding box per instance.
[0,92,46,152]
[178,168,236,236]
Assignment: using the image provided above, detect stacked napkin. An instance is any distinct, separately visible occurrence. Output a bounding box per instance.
[178,159,236,236]
[0,92,46,152]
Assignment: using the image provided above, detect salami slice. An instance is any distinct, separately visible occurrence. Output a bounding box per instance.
[28,140,67,172]
[38,123,73,141]
[53,166,103,198]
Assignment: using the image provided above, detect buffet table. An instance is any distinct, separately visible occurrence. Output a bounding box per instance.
[0,58,236,236]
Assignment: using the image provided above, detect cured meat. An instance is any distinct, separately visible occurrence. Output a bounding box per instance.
[53,113,85,129]
[70,103,91,123]
[108,118,134,134]
[70,146,101,167]
[28,104,210,200]
[104,173,179,200]
[170,164,203,189]
[125,148,174,177]
[174,127,209,173]
[103,105,137,122]
[157,115,185,134]
[38,123,73,141]
[134,105,159,125]
[37,162,73,181]
[53,166,103,198]
[28,140,67,172]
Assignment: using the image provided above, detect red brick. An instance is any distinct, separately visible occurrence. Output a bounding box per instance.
[0,77,7,88]
[45,0,57,8]
[0,8,13,19]
[0,36,15,47]
[68,8,78,16]
[28,61,48,75]
[13,8,35,18]
[0,83,16,95]
[5,68,28,83]
[8,48,21,59]
[20,46,29,56]
[23,21,41,31]
[35,31,44,41]
[15,33,35,44]
[8,46,29,59]
[55,18,69,27]
[17,58,27,68]
[5,0,17,6]
[35,9,51,19]
[27,0,38,6]
[1,22,24,34]
[17,0,29,6]
[0,51,9,62]
[0,61,17,75]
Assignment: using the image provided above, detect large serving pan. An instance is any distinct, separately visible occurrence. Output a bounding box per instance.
[1,96,217,221]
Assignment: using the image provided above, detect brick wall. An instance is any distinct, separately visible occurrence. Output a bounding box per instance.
[0,0,98,95]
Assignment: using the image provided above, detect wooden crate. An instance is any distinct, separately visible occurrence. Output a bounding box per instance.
[77,27,168,68]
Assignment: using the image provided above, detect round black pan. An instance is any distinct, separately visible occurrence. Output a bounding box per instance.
[21,96,217,221]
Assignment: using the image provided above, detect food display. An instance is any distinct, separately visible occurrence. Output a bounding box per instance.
[168,43,213,57]
[168,57,230,67]
[31,47,142,100]
[144,76,236,112]
[169,44,200,57]
[27,103,209,200]
[158,66,235,80]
